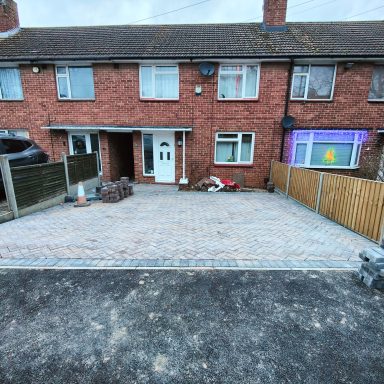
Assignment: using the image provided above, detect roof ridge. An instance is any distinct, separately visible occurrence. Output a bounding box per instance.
[17,20,384,31]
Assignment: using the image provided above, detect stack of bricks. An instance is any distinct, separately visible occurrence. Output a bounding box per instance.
[120,177,134,197]
[101,178,134,203]
[120,177,130,198]
[358,247,384,289]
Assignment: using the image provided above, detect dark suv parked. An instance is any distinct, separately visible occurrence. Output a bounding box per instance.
[0,135,49,197]
[0,135,49,167]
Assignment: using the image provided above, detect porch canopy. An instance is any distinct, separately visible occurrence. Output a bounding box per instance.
[42,125,192,132]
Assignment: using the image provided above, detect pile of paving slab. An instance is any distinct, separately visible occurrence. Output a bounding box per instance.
[358,246,384,289]
[101,177,133,203]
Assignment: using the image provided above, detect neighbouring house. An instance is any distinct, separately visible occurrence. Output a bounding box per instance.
[0,0,383,188]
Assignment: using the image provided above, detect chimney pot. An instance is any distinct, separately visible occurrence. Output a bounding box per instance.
[262,0,288,32]
[0,0,19,34]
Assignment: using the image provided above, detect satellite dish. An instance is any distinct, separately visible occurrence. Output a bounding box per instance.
[282,115,295,129]
[199,62,215,76]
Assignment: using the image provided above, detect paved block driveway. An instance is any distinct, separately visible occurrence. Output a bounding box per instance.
[0,185,373,261]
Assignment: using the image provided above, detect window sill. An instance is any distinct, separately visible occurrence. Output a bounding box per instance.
[218,98,259,102]
[368,99,384,103]
[143,174,155,177]
[140,98,179,102]
[0,99,24,102]
[214,163,254,168]
[58,98,96,102]
[295,165,360,170]
[290,99,333,103]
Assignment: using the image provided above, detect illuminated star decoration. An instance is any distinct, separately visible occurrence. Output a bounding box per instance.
[323,148,336,165]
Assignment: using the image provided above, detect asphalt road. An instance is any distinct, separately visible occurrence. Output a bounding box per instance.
[0,269,383,383]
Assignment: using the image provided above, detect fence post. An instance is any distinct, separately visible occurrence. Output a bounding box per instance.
[62,153,70,195]
[286,165,292,197]
[269,160,274,182]
[316,172,324,214]
[0,155,19,219]
[94,151,101,187]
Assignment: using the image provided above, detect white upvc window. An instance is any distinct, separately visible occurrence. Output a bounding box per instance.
[368,65,384,101]
[292,130,364,169]
[68,132,102,172]
[215,132,255,164]
[56,66,95,100]
[0,67,23,100]
[140,65,179,99]
[291,64,336,101]
[218,64,260,99]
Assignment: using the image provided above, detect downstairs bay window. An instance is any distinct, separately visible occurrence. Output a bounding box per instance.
[292,130,365,169]
[215,133,254,164]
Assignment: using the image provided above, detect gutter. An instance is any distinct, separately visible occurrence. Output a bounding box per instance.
[280,58,294,162]
[1,55,384,64]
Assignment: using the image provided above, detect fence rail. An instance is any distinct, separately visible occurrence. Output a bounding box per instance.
[271,160,384,243]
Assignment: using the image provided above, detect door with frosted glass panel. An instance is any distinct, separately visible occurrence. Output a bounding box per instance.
[155,133,175,183]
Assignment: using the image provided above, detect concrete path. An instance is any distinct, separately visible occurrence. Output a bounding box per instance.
[0,185,373,262]
[1,269,383,383]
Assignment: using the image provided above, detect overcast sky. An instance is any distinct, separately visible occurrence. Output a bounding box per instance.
[16,0,384,27]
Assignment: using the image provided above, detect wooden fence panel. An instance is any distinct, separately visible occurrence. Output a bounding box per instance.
[11,162,66,209]
[319,173,384,242]
[288,167,320,210]
[67,153,98,185]
[271,161,289,192]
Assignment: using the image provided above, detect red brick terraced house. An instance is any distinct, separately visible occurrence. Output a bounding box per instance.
[0,0,383,188]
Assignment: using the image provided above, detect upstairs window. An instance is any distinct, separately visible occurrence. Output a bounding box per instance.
[0,68,23,100]
[140,65,179,99]
[291,65,336,100]
[292,130,364,169]
[56,66,95,100]
[218,65,259,99]
[368,65,384,101]
[215,133,254,164]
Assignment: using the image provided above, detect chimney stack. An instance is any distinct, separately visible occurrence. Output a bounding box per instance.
[262,0,288,31]
[0,0,19,34]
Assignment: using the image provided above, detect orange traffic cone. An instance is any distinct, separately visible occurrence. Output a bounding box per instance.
[74,182,90,207]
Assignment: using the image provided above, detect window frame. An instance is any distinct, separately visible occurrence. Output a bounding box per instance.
[142,133,155,176]
[68,131,102,173]
[214,132,255,165]
[290,64,337,101]
[0,66,24,101]
[55,65,95,100]
[139,65,179,100]
[218,64,260,100]
[368,65,384,102]
[292,130,363,169]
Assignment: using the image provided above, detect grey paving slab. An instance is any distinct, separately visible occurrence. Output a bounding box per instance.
[0,185,374,262]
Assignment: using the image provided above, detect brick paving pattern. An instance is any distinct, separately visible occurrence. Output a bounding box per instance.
[0,185,374,261]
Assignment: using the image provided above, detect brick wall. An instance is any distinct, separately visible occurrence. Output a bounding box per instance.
[0,0,19,32]
[0,61,383,188]
[263,0,287,27]
[283,63,384,180]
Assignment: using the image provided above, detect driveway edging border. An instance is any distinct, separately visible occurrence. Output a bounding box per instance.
[0,258,361,270]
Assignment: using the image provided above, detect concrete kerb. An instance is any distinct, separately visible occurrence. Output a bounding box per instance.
[0,258,362,271]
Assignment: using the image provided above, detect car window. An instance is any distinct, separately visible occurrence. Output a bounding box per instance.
[1,139,28,154]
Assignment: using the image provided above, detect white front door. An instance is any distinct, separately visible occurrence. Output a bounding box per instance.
[155,132,175,183]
